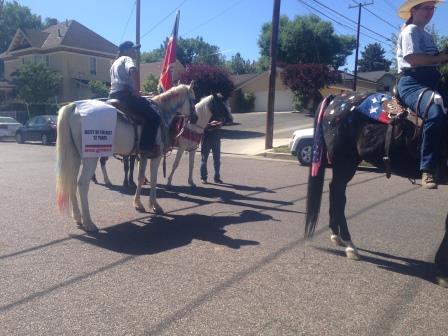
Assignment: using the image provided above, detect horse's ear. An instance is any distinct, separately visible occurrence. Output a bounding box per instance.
[189,80,195,89]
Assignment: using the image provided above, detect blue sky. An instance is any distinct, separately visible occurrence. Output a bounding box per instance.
[14,0,448,70]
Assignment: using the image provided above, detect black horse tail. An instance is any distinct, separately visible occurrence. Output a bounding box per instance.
[304,96,332,238]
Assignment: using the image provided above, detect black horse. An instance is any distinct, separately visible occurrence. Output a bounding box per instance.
[304,91,448,288]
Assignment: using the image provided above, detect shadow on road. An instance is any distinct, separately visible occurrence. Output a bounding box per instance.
[74,210,267,255]
[219,128,264,140]
[314,246,437,285]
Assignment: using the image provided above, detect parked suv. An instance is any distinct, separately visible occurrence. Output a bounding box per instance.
[16,115,57,145]
[288,127,314,165]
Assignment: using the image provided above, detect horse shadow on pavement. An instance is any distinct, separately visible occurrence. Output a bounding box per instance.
[74,210,268,255]
[314,246,437,284]
[161,184,298,214]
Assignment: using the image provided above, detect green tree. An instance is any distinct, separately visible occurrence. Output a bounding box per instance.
[88,80,108,98]
[0,1,43,53]
[141,49,164,63]
[358,43,392,72]
[11,63,62,103]
[143,74,159,93]
[142,36,225,66]
[258,14,356,69]
[224,52,257,74]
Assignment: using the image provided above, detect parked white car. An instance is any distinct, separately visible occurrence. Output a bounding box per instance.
[288,127,314,165]
[0,116,22,140]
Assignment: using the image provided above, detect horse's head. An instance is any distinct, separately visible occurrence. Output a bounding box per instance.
[152,81,197,125]
[210,93,233,125]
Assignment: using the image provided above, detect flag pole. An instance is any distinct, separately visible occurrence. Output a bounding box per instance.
[136,0,141,91]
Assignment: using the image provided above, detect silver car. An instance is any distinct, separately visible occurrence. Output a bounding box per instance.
[0,116,22,140]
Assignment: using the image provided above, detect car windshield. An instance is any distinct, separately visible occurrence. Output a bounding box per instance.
[0,117,19,123]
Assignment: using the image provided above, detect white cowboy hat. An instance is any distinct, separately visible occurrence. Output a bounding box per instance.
[398,0,444,19]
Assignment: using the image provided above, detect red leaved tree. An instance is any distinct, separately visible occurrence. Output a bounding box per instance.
[281,64,340,113]
[179,64,234,101]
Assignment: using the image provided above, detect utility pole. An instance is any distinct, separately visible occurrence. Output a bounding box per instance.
[265,0,281,150]
[136,0,141,91]
[349,0,373,91]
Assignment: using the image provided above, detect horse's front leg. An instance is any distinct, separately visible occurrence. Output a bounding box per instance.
[167,148,184,187]
[329,160,359,260]
[187,149,196,187]
[435,213,448,288]
[133,155,147,211]
[78,158,99,232]
[149,156,164,214]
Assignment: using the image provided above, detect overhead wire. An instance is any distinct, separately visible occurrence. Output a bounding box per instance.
[119,0,136,43]
[184,0,246,36]
[310,0,394,42]
[297,0,394,49]
[140,0,189,40]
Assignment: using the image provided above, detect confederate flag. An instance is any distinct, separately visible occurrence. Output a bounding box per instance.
[159,11,180,92]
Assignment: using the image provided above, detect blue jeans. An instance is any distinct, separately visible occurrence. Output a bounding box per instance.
[200,130,221,180]
[109,91,160,151]
[397,69,446,172]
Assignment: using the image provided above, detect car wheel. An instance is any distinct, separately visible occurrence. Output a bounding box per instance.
[296,139,313,166]
[16,132,24,144]
[41,133,49,145]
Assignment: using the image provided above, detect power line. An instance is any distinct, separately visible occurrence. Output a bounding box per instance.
[140,0,189,40]
[310,0,393,42]
[184,0,246,36]
[297,0,394,49]
[363,5,399,30]
[119,0,136,44]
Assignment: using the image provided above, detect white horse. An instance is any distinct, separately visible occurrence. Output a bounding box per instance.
[166,94,232,187]
[56,83,196,232]
[95,94,232,188]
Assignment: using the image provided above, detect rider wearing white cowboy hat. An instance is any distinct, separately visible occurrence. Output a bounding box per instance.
[398,0,444,20]
[396,0,448,189]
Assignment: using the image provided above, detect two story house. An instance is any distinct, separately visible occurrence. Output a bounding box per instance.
[0,20,117,103]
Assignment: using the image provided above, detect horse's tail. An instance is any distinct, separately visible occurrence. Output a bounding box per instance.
[56,103,78,213]
[304,96,332,239]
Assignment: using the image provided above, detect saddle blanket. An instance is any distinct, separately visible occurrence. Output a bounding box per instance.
[357,92,395,124]
[75,100,117,158]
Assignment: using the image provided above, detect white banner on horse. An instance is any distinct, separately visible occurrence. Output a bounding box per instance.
[75,100,117,158]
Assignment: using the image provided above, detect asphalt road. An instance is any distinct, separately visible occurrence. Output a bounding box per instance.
[1,141,448,336]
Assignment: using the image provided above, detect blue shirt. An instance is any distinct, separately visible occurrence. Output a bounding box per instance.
[396,24,439,73]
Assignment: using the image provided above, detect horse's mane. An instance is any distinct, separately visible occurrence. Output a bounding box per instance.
[152,84,189,113]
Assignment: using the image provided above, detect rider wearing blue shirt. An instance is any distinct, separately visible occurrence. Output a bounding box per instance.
[396,0,448,189]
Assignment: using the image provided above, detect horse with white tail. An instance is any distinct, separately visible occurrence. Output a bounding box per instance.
[56,83,196,232]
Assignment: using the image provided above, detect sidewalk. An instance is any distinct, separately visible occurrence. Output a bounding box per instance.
[220,137,296,161]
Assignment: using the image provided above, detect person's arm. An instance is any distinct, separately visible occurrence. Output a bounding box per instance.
[129,67,140,95]
[404,52,448,67]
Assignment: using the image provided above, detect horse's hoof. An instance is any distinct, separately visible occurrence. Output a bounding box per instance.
[436,276,448,288]
[345,247,360,260]
[153,206,164,215]
[82,222,99,233]
[135,205,146,212]
[330,234,345,247]
[129,180,136,187]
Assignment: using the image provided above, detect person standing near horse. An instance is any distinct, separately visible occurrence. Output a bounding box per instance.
[109,41,161,157]
[397,0,448,189]
[200,116,224,184]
